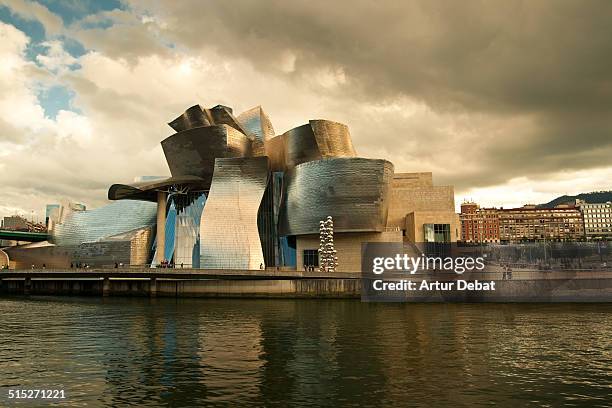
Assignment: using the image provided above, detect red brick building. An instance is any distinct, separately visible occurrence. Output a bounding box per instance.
[459,202,500,243]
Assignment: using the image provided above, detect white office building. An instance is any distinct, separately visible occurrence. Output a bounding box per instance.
[577,200,612,240]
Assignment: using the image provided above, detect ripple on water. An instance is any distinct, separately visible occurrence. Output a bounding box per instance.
[1,298,611,407]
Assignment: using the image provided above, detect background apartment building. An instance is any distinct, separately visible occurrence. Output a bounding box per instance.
[460,202,586,243]
[498,204,584,242]
[578,200,612,240]
[1,215,29,231]
[459,202,500,243]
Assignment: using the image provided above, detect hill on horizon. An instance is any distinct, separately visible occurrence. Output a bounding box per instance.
[537,191,612,208]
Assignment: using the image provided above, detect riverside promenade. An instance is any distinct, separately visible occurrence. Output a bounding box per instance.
[1,267,612,301]
[0,268,362,298]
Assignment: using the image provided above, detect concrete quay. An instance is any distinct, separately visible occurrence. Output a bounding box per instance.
[0,268,361,298]
[1,268,612,301]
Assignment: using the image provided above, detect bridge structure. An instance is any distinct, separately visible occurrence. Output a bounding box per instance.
[0,230,49,243]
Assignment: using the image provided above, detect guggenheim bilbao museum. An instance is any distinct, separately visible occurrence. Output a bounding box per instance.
[6,104,459,272]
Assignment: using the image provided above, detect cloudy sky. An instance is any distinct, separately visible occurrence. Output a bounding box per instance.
[1,0,611,222]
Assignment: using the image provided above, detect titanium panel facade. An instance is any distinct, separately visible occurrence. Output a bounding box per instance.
[279,158,394,235]
[200,157,269,269]
[52,200,157,247]
[99,102,417,271]
[161,124,251,184]
[237,106,275,157]
[167,104,247,134]
[236,106,275,143]
[310,120,356,158]
[168,105,211,132]
[264,134,287,171]
[208,105,248,134]
[282,120,357,170]
[284,123,322,169]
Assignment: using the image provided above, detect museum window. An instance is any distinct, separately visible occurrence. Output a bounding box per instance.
[423,224,451,257]
[303,249,319,268]
[424,223,451,243]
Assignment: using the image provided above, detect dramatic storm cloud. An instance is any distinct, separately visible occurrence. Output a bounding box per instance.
[0,0,611,220]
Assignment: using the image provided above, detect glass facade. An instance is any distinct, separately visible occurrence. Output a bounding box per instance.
[174,193,206,268]
[423,224,452,258]
[424,223,451,243]
[150,193,206,267]
[45,204,60,227]
[280,236,296,267]
[151,200,177,264]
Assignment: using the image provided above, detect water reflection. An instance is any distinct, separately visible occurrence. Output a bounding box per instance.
[0,297,611,407]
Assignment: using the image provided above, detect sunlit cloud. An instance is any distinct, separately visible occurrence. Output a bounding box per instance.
[0,0,610,221]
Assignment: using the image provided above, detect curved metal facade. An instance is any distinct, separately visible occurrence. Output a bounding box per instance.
[168,104,246,134]
[52,200,157,246]
[236,106,275,143]
[161,124,251,183]
[108,175,206,201]
[168,104,211,132]
[273,120,357,171]
[284,123,322,169]
[264,134,287,172]
[100,102,401,270]
[200,157,269,269]
[112,111,358,203]
[209,105,248,134]
[237,106,275,157]
[310,120,356,158]
[279,158,394,235]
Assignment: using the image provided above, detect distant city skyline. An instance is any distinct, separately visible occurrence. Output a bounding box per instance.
[1,0,611,220]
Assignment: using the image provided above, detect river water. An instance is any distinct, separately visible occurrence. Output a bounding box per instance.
[1,296,611,407]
